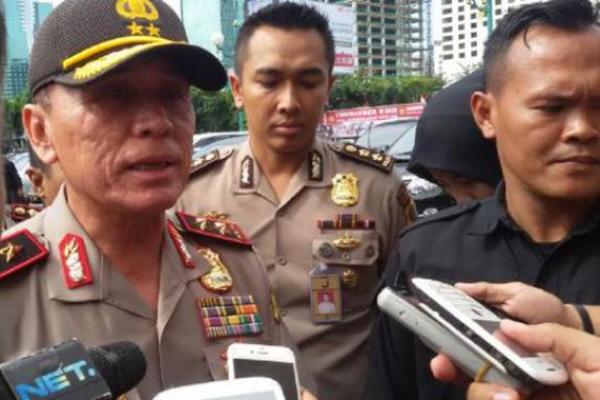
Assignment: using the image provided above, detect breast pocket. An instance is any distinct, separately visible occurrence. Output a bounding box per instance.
[312,230,380,313]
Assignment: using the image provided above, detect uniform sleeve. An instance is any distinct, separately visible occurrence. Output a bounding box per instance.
[379,175,416,275]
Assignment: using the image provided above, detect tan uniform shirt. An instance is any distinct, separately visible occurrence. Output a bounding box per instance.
[0,187,309,399]
[177,139,414,400]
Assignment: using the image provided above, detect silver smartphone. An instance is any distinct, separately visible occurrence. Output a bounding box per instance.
[377,287,527,390]
[411,278,568,387]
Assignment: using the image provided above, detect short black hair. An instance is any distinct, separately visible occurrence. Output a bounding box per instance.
[484,0,599,92]
[235,2,335,76]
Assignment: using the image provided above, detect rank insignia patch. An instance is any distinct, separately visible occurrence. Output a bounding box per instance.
[177,211,252,247]
[167,221,195,269]
[190,148,232,177]
[0,229,48,281]
[308,150,323,181]
[59,233,94,289]
[198,247,233,293]
[240,156,254,189]
[329,142,394,172]
[198,296,263,340]
[331,173,359,207]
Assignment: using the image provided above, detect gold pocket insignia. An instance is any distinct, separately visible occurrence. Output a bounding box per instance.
[331,173,359,207]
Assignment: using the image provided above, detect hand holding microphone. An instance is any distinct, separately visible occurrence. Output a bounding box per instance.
[0,339,146,400]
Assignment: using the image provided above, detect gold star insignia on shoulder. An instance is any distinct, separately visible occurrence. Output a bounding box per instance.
[147,23,161,37]
[127,21,144,35]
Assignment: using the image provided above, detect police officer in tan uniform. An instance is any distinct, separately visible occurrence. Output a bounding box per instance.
[0,1,314,398]
[176,4,415,400]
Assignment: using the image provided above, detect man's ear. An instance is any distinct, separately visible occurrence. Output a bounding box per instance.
[471,91,496,140]
[229,72,244,109]
[22,103,58,164]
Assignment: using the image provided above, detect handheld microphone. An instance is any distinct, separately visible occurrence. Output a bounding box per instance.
[0,339,147,400]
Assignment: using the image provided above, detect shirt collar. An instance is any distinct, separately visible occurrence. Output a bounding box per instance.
[232,139,332,195]
[45,187,207,314]
[468,181,600,237]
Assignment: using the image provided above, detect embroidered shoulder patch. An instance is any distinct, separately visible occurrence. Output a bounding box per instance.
[176,211,252,247]
[0,229,48,281]
[329,142,394,172]
[190,148,233,177]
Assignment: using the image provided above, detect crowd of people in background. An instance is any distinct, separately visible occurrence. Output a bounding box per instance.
[0,0,599,399]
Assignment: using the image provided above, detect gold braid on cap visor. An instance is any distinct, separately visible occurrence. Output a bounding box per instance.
[61,36,177,81]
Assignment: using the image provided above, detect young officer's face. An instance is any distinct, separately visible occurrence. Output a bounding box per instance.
[38,58,195,214]
[231,26,333,157]
[474,25,600,203]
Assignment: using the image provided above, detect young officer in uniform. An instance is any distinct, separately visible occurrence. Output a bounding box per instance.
[0,1,314,398]
[176,3,415,400]
[365,1,600,399]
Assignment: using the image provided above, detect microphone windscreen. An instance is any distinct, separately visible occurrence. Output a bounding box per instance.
[89,341,147,397]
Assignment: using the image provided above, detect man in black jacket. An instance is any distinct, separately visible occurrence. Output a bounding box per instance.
[365,0,600,398]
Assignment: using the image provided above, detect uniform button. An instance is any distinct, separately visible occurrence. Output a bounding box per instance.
[280,308,288,317]
[276,210,286,217]
[277,256,288,266]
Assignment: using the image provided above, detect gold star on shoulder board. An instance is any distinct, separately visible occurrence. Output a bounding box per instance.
[127,21,144,35]
[147,23,161,37]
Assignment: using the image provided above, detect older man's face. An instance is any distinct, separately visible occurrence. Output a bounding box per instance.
[40,58,195,214]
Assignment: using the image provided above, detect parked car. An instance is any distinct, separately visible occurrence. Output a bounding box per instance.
[192,131,247,159]
[356,119,454,217]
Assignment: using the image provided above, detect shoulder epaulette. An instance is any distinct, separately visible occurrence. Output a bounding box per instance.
[11,203,44,222]
[0,229,49,281]
[176,211,252,247]
[190,148,234,177]
[329,142,394,173]
[399,201,480,238]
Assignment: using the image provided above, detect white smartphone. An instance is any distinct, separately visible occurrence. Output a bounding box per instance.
[227,343,301,400]
[377,287,527,390]
[153,377,285,400]
[411,278,568,387]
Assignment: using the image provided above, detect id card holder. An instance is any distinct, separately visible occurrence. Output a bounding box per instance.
[309,263,342,323]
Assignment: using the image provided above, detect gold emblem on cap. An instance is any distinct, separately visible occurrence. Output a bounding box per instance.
[198,247,233,293]
[116,0,159,21]
[331,173,359,207]
[333,231,361,250]
[0,242,23,263]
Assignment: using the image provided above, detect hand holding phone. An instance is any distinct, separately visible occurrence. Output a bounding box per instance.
[227,343,301,400]
[411,278,568,387]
